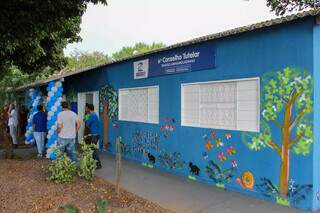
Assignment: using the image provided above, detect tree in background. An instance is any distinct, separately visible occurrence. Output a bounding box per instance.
[0,67,30,106]
[111,42,166,61]
[242,67,313,200]
[65,50,111,71]
[0,0,107,75]
[266,0,320,15]
[64,42,166,70]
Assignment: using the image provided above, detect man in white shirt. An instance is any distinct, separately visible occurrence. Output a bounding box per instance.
[57,101,81,162]
[8,103,18,148]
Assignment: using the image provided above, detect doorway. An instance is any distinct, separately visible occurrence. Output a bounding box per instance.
[77,91,99,142]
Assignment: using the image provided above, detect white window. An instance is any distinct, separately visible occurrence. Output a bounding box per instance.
[119,86,159,124]
[181,78,259,132]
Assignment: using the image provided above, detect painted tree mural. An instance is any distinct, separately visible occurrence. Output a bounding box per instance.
[243,67,313,199]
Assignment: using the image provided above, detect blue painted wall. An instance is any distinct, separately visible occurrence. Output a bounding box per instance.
[312,21,320,211]
[63,17,317,210]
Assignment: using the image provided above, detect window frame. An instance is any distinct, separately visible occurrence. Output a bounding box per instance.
[181,77,260,132]
[118,85,159,124]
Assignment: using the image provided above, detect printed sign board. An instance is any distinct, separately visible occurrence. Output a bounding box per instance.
[133,59,149,79]
[133,44,215,79]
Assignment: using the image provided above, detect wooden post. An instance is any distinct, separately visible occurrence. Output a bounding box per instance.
[115,136,122,195]
[103,103,108,149]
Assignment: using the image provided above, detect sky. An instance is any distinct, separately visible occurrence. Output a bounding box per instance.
[64,0,278,56]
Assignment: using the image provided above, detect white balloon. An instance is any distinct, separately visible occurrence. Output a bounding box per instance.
[47,134,50,139]
[48,92,53,97]
[58,97,62,102]
[55,81,62,88]
[52,106,57,112]
[52,87,57,92]
[48,111,53,116]
[52,125,57,131]
[48,129,53,135]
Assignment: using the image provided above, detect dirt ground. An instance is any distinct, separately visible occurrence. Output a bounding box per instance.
[0,159,171,213]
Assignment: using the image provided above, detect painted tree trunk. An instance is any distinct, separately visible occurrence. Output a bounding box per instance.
[103,103,109,149]
[279,147,290,197]
[279,97,294,197]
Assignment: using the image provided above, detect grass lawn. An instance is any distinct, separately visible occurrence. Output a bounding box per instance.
[0,158,170,212]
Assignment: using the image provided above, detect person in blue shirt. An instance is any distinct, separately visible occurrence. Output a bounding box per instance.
[32,105,47,157]
[85,104,102,169]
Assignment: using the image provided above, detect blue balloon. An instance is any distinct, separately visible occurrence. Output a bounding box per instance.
[48,81,54,87]
[49,151,56,160]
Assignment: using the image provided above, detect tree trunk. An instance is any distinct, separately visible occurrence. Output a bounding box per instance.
[103,103,109,149]
[279,146,290,197]
[279,97,294,198]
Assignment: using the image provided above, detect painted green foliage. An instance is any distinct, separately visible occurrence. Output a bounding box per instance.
[242,67,313,199]
[99,85,118,121]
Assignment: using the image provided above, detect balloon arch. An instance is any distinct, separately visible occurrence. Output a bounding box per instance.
[24,79,63,160]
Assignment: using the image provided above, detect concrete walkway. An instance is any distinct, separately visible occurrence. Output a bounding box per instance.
[96,152,312,213]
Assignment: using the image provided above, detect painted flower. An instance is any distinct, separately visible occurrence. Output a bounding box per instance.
[205,140,214,150]
[202,152,208,159]
[231,160,237,168]
[160,125,164,131]
[168,125,174,131]
[202,134,208,140]
[241,171,254,190]
[225,132,231,140]
[215,138,223,147]
[165,125,170,130]
[172,118,175,123]
[218,152,227,161]
[210,131,216,137]
[288,179,296,192]
[227,146,236,156]
[164,116,169,123]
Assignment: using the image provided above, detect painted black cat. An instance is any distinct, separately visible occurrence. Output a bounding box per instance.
[148,153,156,164]
[189,162,200,176]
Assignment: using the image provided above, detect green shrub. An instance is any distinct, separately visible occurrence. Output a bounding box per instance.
[48,150,77,183]
[78,140,97,180]
[59,204,80,213]
[59,200,108,213]
[95,199,108,213]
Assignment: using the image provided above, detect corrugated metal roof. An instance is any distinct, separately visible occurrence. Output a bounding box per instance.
[18,9,320,90]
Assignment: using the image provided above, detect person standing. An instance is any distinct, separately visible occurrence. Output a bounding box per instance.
[8,103,18,148]
[32,105,47,157]
[85,104,102,169]
[57,102,81,162]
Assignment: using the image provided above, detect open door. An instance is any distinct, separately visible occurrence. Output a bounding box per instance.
[77,91,99,142]
[77,92,86,142]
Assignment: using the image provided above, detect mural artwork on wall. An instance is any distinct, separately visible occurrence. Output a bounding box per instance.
[236,171,255,190]
[242,67,313,206]
[130,130,161,168]
[205,160,236,188]
[188,162,200,180]
[158,151,186,170]
[99,84,119,149]
[99,85,118,121]
[160,116,175,138]
[202,130,238,187]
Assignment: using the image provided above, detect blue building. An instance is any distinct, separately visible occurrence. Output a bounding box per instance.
[20,9,320,211]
